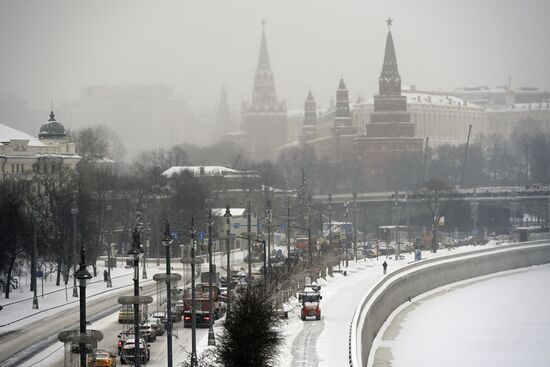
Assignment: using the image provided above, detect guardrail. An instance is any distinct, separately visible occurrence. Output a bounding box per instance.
[349,240,550,367]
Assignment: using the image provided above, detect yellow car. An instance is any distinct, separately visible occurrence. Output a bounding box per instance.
[88,349,117,367]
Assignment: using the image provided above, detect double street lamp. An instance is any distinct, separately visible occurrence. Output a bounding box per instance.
[128,229,143,367]
[75,246,93,367]
[188,218,198,367]
[161,221,174,367]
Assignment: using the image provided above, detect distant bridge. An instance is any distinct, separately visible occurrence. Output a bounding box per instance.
[312,186,550,205]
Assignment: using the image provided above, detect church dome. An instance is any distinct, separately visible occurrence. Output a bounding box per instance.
[39,111,66,139]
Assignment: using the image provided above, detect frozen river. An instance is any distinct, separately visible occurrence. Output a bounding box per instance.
[371,264,550,367]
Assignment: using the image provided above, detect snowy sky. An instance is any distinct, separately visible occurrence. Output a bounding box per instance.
[1,0,549,111]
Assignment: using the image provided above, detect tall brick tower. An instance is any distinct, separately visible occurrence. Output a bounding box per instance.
[241,21,287,160]
[302,89,317,141]
[354,19,424,190]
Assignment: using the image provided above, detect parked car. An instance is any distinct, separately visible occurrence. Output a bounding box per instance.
[88,349,117,367]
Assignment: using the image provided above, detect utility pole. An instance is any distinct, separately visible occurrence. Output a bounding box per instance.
[71,200,78,298]
[189,218,197,367]
[162,221,173,367]
[460,124,473,188]
[328,193,334,268]
[129,229,142,367]
[344,202,349,268]
[352,193,358,262]
[223,205,232,319]
[247,199,252,281]
[75,247,92,367]
[106,204,113,288]
[207,207,215,346]
[285,194,291,270]
[32,210,38,309]
[141,204,148,279]
[266,199,272,269]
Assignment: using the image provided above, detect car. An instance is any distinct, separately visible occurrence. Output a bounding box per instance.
[88,349,117,367]
[149,313,166,336]
[138,323,157,343]
[119,338,150,365]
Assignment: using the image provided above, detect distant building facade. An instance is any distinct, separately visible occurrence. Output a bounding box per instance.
[353,88,487,147]
[0,110,80,181]
[58,84,193,158]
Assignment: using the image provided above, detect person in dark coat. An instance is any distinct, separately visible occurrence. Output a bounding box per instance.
[382,260,388,275]
[103,269,109,282]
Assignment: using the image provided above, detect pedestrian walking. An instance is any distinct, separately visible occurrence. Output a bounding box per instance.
[382,260,388,275]
[103,269,108,282]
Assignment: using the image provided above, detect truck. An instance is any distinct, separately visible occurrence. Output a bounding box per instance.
[118,304,148,324]
[298,286,322,321]
[295,236,318,254]
[182,284,223,328]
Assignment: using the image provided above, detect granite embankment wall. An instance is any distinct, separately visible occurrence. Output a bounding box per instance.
[350,241,550,367]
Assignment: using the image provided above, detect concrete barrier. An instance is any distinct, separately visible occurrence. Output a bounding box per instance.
[350,240,550,367]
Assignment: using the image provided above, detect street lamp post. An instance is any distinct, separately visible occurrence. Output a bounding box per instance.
[303,217,312,262]
[223,205,232,320]
[71,201,79,298]
[75,246,92,367]
[262,240,269,284]
[344,202,349,268]
[106,204,113,288]
[246,200,252,281]
[162,221,174,367]
[189,218,198,367]
[128,229,142,367]
[328,193,334,269]
[207,207,216,346]
[284,195,291,270]
[32,211,39,309]
[141,204,148,280]
[392,197,401,260]
[265,199,272,270]
[353,193,358,262]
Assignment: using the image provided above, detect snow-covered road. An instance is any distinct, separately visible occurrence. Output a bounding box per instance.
[284,242,517,367]
[2,242,531,367]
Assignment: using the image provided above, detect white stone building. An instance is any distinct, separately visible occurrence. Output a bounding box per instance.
[0,111,80,180]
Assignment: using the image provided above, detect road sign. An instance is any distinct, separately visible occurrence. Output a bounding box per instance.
[233,223,240,229]
[280,223,286,229]
[171,231,178,240]
[198,231,205,241]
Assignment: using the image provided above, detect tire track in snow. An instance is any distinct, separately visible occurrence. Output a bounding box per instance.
[291,319,324,367]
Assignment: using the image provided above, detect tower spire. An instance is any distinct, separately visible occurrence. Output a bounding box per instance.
[379,18,402,96]
[257,20,271,71]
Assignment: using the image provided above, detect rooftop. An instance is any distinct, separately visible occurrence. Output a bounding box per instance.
[0,123,45,147]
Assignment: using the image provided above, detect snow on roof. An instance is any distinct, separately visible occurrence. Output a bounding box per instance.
[162,165,238,178]
[354,91,472,108]
[212,208,246,217]
[486,101,550,112]
[0,123,44,146]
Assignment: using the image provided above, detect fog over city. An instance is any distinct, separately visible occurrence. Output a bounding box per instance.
[1,0,550,154]
[2,2,550,367]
